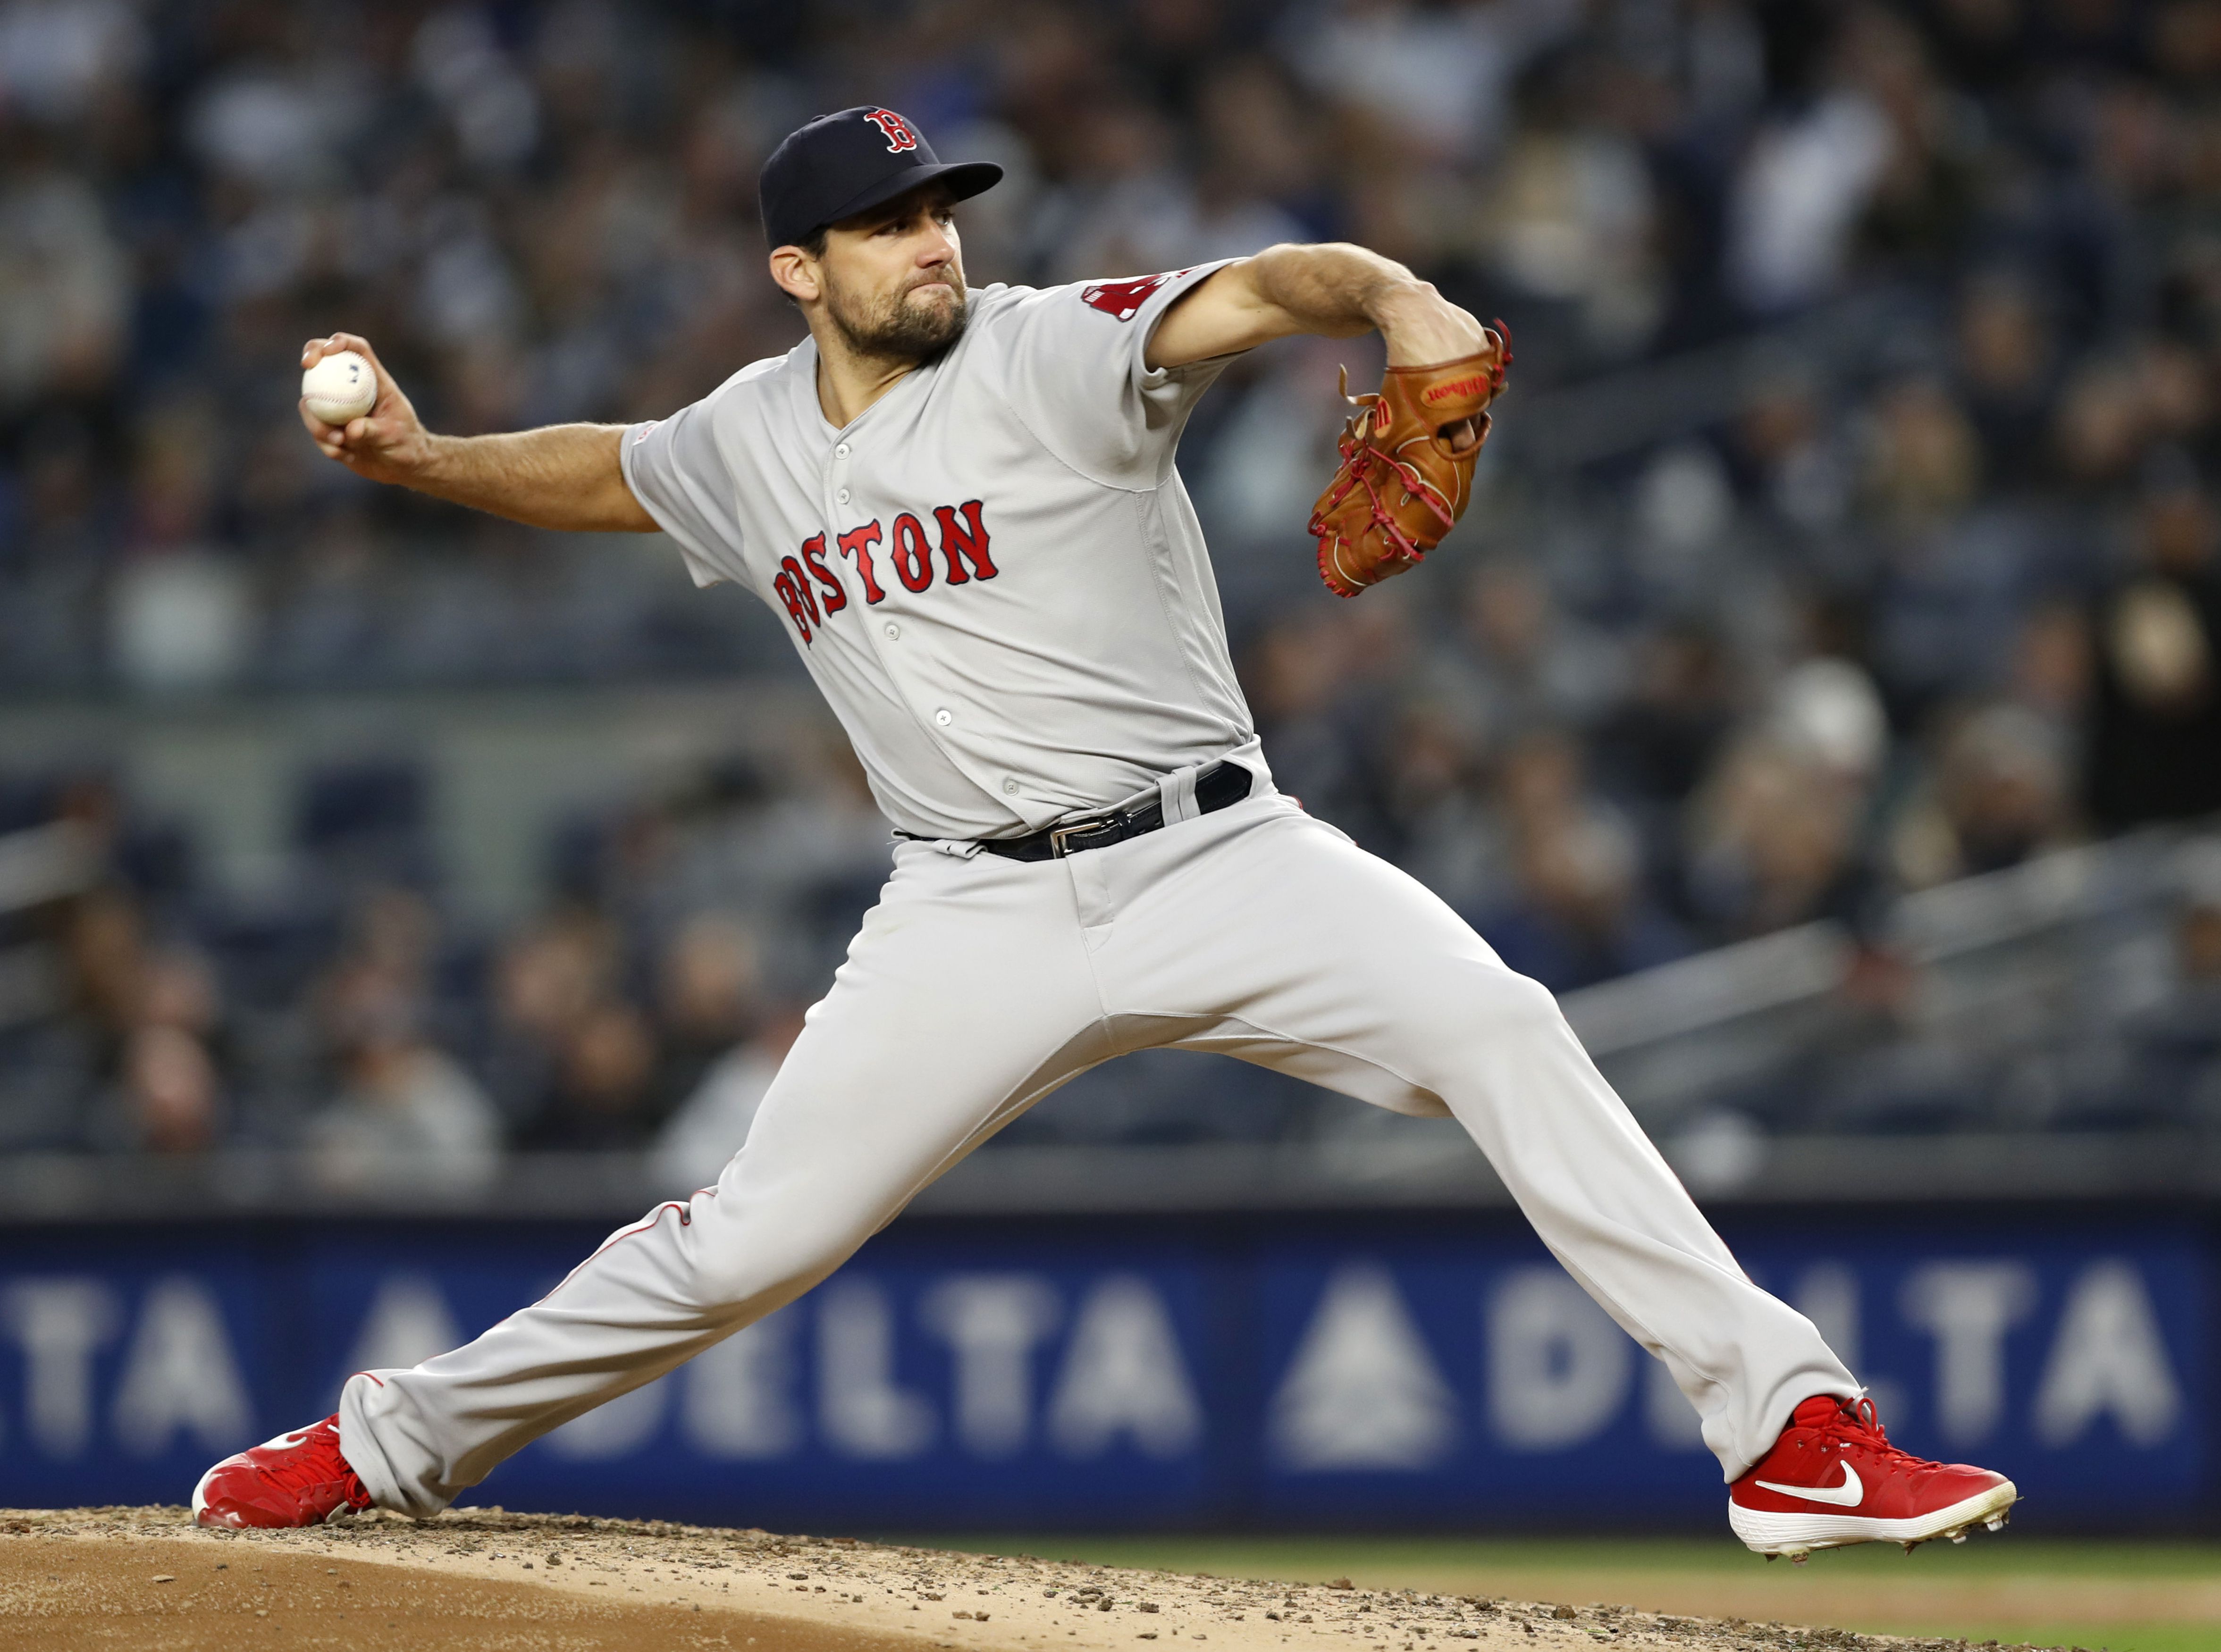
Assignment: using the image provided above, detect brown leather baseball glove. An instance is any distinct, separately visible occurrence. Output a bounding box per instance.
[1307,325,1510,598]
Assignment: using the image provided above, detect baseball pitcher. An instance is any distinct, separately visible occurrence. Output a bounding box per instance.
[194,107,2014,1560]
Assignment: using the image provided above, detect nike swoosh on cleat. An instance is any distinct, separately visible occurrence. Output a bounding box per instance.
[1753,1462,1863,1507]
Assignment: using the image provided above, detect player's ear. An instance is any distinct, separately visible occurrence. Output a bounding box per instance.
[769,245,821,307]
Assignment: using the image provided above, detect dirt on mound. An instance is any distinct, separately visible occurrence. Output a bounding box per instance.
[0,1507,2056,1652]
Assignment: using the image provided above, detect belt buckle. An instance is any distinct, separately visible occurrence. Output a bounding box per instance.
[1049,813,1121,858]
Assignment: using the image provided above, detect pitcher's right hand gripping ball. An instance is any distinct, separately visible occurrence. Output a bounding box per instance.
[1307,324,1511,598]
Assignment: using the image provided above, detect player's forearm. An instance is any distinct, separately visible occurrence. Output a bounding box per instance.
[408,425,656,533]
[1245,243,1421,339]
[1247,243,1486,366]
[1148,244,1481,369]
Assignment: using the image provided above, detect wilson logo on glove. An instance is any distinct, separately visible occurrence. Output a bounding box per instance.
[1307,322,1510,599]
[1422,371,1501,406]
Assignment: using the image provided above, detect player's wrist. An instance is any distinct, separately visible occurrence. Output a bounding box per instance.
[406,429,461,490]
[1375,284,1484,368]
[1369,278,1439,334]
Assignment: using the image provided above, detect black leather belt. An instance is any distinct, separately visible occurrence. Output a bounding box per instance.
[967,762,1254,862]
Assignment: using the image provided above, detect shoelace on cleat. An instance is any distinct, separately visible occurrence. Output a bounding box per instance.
[254,1424,372,1512]
[1819,1396,1944,1472]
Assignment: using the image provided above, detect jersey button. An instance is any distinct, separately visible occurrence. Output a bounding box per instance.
[836,486,851,504]
[883,621,900,641]
[934,708,953,727]
[835,443,850,459]
[1002,778,1020,795]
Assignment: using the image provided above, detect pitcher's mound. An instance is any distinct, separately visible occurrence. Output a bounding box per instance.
[0,1506,2016,1651]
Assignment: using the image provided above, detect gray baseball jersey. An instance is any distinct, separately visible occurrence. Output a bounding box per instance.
[620,260,1267,842]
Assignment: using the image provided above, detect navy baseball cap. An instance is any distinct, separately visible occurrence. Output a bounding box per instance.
[759,107,1002,252]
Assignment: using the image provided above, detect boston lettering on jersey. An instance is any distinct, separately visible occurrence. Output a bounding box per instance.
[772,499,996,644]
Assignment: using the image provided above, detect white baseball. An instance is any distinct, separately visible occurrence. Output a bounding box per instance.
[302,350,377,426]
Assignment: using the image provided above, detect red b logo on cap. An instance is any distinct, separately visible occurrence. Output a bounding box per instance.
[862,109,919,153]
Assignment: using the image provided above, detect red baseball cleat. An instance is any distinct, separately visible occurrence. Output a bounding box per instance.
[192,1414,373,1528]
[1729,1394,2017,1560]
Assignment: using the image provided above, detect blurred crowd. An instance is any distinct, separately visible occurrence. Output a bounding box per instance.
[5,0,2221,1166]
[0,746,882,1185]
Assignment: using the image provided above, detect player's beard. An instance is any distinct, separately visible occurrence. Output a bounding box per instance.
[824,266,969,364]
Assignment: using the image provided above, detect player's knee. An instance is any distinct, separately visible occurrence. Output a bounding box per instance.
[1409,965,1566,1070]
[1491,968,1566,1031]
[691,1214,864,1312]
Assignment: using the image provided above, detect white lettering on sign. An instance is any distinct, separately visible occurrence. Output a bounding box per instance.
[545,1379,668,1459]
[347,1276,463,1384]
[113,1277,252,1457]
[1269,1265,1455,1470]
[1047,1276,1202,1459]
[1900,1262,2037,1445]
[920,1275,1060,1458]
[818,1281,934,1459]
[2033,1260,2183,1448]
[1793,1264,1862,1371]
[684,1316,802,1459]
[1643,1355,1708,1451]
[1487,1268,1630,1451]
[1,1279,119,1457]
[1792,1262,1907,1441]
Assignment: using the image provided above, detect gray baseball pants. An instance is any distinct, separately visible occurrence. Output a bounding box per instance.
[339,786,1854,1514]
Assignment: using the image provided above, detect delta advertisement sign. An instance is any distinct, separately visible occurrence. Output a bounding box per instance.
[0,1218,2203,1526]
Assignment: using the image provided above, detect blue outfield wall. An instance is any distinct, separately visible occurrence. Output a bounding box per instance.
[0,1209,2207,1529]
